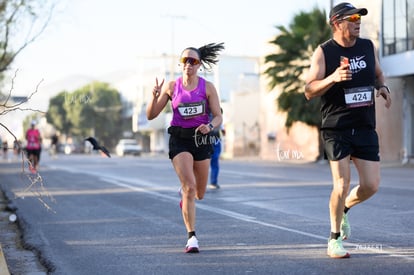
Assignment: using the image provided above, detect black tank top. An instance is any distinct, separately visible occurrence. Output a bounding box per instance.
[320,38,376,130]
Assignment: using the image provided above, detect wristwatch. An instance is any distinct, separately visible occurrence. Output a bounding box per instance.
[208,123,214,130]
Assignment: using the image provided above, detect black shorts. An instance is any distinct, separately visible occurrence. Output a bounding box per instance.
[168,126,213,161]
[26,148,41,159]
[322,128,379,161]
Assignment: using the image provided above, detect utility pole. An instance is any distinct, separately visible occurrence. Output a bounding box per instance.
[163,15,186,81]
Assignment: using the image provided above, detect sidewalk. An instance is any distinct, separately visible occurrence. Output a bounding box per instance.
[0,160,47,274]
[0,245,10,275]
[0,189,12,275]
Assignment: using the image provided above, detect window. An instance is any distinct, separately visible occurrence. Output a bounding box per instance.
[382,0,414,56]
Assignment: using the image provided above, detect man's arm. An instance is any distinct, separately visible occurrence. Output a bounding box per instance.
[373,47,392,109]
[305,46,351,100]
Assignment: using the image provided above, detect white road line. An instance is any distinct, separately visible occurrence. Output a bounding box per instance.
[48,164,414,261]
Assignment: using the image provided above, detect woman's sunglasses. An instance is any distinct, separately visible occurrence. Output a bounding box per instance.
[341,13,361,22]
[180,57,200,65]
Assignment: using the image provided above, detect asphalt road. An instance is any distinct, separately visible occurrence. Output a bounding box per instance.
[0,153,413,274]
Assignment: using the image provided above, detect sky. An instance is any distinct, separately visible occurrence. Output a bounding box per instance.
[8,0,334,96]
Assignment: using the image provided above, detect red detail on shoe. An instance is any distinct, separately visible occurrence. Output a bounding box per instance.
[329,252,350,259]
[185,246,199,253]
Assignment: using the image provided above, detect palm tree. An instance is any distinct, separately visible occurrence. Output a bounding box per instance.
[264,7,331,160]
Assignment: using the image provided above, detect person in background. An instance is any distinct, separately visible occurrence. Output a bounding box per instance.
[13,139,22,160]
[146,42,224,253]
[209,108,225,189]
[50,133,59,159]
[2,139,8,160]
[305,2,391,258]
[26,120,42,172]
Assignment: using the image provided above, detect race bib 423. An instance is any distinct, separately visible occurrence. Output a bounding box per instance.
[177,101,206,119]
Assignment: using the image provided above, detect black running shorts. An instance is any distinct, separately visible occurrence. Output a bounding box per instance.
[322,128,380,161]
[168,132,213,161]
[26,148,41,159]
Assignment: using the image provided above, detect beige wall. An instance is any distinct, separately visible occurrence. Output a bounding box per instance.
[376,79,404,162]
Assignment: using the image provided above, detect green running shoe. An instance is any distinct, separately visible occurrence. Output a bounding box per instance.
[341,213,351,240]
[327,238,350,258]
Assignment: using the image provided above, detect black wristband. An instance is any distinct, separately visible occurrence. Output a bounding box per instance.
[208,123,214,130]
[378,85,390,94]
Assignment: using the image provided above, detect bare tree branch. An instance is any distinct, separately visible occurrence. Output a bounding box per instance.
[0,0,56,73]
[0,0,24,69]
[1,69,45,115]
[1,70,55,212]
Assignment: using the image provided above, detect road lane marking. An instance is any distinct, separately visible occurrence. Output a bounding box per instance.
[48,164,414,261]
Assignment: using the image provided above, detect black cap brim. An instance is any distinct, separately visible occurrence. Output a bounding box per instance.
[342,8,368,16]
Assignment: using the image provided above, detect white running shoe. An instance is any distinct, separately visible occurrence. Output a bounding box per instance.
[185,236,199,253]
[327,237,350,258]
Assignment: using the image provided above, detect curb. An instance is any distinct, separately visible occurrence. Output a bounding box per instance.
[0,243,10,275]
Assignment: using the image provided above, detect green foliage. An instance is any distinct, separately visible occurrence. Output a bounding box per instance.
[1,0,53,77]
[277,90,321,129]
[47,82,123,149]
[264,7,330,130]
[46,91,71,134]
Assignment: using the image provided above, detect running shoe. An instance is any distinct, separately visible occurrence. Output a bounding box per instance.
[208,184,220,190]
[340,213,351,240]
[29,165,36,174]
[185,236,199,253]
[327,237,350,258]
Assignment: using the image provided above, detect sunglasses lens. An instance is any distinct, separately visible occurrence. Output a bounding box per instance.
[344,14,361,22]
[180,57,200,65]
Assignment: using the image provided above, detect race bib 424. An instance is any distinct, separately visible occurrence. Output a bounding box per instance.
[344,86,374,108]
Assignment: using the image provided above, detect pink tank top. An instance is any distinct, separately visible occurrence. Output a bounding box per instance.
[170,77,209,128]
[26,129,41,149]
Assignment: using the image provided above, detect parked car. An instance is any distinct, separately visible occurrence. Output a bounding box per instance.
[57,143,76,155]
[115,139,142,156]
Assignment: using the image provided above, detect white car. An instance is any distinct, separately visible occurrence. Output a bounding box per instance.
[115,139,142,156]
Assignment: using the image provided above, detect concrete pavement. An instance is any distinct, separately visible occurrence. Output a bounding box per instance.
[0,168,47,274]
[0,156,412,274]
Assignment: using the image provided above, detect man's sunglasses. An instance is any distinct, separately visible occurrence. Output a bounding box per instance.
[180,57,200,65]
[341,13,361,22]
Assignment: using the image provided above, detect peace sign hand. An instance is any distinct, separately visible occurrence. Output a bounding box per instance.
[153,77,165,98]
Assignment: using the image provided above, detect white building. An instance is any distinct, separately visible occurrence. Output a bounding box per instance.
[378,0,414,163]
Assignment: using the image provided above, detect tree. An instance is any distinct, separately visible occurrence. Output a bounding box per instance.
[46,91,71,134]
[0,0,54,77]
[264,7,331,160]
[1,0,55,144]
[48,82,123,149]
[0,1,56,212]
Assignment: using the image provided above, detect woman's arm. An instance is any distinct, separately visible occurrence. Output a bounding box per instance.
[206,81,223,129]
[146,78,173,120]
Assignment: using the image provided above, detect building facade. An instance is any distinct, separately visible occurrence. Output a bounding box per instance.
[134,1,414,164]
[380,0,414,163]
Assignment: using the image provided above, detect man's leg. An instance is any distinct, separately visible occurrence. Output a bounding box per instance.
[327,156,352,258]
[329,156,352,234]
[345,158,380,208]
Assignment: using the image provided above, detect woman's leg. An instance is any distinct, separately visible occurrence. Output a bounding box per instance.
[172,152,197,232]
